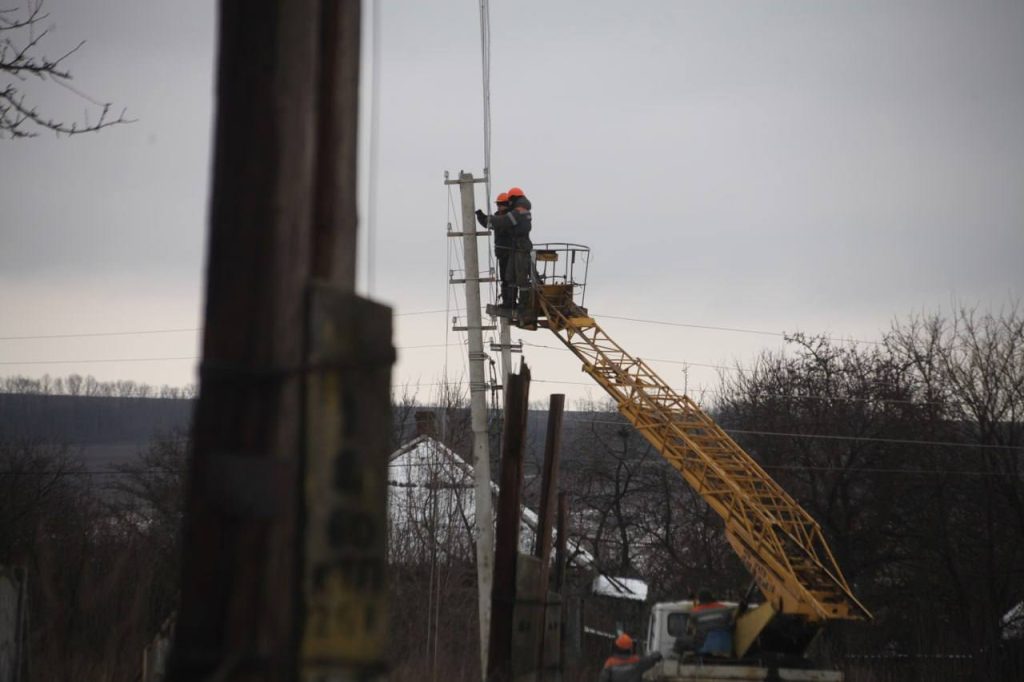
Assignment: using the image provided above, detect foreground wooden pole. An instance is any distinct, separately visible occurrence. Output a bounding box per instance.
[488,362,531,681]
[169,2,390,680]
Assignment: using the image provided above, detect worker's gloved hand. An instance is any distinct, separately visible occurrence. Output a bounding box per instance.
[475,209,488,227]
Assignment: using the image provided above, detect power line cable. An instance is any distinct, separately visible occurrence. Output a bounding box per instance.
[477,0,492,206]
[1,460,1017,480]
[596,313,885,346]
[524,340,957,407]
[556,414,1023,453]
[0,308,457,342]
[0,342,470,366]
[0,328,199,342]
[0,356,197,366]
[523,340,746,374]
[366,0,382,295]
[0,309,884,346]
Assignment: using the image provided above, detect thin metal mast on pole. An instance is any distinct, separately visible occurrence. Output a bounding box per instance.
[446,170,495,679]
[498,318,513,389]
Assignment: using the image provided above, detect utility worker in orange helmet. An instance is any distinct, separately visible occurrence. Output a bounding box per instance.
[598,632,662,682]
[476,187,532,309]
[476,192,513,306]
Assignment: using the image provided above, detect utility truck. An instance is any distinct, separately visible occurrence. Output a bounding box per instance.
[643,600,843,681]
[493,244,868,680]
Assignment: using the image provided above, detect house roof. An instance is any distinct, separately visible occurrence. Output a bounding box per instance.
[387,434,601,573]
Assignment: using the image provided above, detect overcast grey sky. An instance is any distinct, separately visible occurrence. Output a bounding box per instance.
[1,0,1022,405]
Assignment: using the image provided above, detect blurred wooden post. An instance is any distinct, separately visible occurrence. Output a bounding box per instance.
[488,362,531,681]
[169,2,384,680]
[168,2,319,678]
[534,394,564,678]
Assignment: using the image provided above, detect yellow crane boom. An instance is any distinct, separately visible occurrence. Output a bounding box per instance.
[515,245,870,625]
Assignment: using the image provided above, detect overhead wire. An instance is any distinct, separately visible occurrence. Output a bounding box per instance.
[477,0,492,208]
[0,308,883,349]
[0,308,456,343]
[445,184,470,401]
[596,313,884,347]
[474,0,504,381]
[2,454,1018,480]
[366,0,382,296]
[555,413,1023,453]
[0,343,469,367]
[525,344,943,407]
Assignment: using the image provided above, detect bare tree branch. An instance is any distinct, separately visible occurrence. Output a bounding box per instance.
[0,0,132,138]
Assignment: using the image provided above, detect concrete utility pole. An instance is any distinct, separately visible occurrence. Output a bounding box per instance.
[446,171,496,679]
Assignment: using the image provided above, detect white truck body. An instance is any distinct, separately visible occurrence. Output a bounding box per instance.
[642,601,843,682]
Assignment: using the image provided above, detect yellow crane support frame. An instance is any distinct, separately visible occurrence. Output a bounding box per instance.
[530,283,870,623]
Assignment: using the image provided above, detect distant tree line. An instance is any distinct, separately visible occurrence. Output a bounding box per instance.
[0,373,197,399]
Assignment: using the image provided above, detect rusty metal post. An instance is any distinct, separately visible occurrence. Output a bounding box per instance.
[488,362,531,681]
[534,394,564,679]
[533,394,564,573]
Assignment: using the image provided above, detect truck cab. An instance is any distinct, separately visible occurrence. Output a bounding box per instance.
[643,600,844,682]
[645,600,738,660]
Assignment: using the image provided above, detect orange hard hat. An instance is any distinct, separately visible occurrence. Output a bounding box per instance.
[614,633,633,650]
[507,187,525,198]
[496,192,509,203]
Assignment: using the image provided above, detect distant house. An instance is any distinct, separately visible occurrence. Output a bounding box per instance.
[387,434,477,563]
[386,433,644,599]
[388,433,586,562]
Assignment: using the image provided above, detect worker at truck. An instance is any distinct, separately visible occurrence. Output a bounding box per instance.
[692,589,725,612]
[598,633,662,682]
[476,186,532,310]
[690,590,732,657]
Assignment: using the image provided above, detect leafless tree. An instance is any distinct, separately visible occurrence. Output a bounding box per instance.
[713,305,1024,678]
[1,0,130,138]
[387,405,480,682]
[883,303,1024,668]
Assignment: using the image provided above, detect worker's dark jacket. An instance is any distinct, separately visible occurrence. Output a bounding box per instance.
[487,198,532,248]
[477,208,512,249]
[597,652,662,682]
[487,197,532,286]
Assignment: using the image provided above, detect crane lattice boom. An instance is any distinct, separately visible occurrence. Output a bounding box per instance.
[521,261,869,623]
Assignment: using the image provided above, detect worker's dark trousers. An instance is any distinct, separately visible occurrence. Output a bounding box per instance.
[496,250,515,308]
